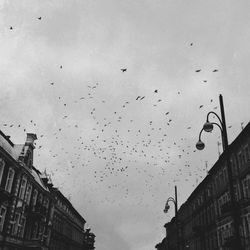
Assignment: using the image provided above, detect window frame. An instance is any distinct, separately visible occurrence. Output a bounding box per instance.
[0,206,7,232]
[31,189,38,206]
[24,183,32,205]
[19,176,27,200]
[11,212,21,236]
[5,167,15,193]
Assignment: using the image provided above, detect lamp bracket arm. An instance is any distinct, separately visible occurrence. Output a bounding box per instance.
[210,122,223,133]
[207,111,223,127]
[166,197,176,205]
[198,128,204,141]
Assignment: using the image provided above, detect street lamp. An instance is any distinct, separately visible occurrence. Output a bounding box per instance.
[195,94,242,250]
[164,186,180,250]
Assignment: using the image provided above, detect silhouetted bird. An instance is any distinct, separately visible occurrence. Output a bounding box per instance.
[121,68,127,72]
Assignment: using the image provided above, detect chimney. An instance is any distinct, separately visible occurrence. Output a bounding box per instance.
[47,176,53,189]
[25,133,37,146]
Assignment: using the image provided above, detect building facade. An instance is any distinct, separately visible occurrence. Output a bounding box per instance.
[49,188,95,250]
[0,130,95,250]
[158,122,250,250]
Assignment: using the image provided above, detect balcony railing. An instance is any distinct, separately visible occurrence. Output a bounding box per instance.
[0,187,11,201]
[25,203,47,220]
[192,225,206,235]
[239,160,250,177]
[223,236,237,248]
[220,201,241,216]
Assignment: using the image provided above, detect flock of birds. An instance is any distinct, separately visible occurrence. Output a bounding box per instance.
[3,15,244,214]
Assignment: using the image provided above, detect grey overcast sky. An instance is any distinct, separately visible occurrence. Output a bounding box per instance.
[1,0,250,249]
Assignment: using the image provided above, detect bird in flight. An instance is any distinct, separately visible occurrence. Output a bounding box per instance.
[50,82,54,85]
[213,69,218,72]
[154,90,158,93]
[38,17,42,20]
[195,69,201,72]
[10,26,13,30]
[121,68,127,72]
[190,43,193,46]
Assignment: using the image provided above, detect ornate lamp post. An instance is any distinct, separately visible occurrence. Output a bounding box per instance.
[196,94,242,250]
[164,186,180,250]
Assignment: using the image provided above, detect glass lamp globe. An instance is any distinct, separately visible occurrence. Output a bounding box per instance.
[196,140,205,150]
[164,204,170,213]
[203,122,213,132]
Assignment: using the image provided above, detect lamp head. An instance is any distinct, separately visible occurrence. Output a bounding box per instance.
[196,140,205,150]
[203,121,213,132]
[164,204,170,213]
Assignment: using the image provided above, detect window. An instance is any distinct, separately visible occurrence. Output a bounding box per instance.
[38,193,43,204]
[243,176,250,198]
[219,171,223,183]
[216,175,220,189]
[31,189,38,206]
[24,151,31,165]
[236,152,240,168]
[244,145,250,161]
[242,151,246,165]
[231,155,238,175]
[5,168,15,192]
[19,177,27,200]
[44,198,49,210]
[223,168,228,183]
[244,217,249,238]
[24,183,32,205]
[17,217,26,238]
[31,222,38,239]
[0,158,5,185]
[207,187,211,197]
[0,206,7,232]
[38,224,44,237]
[12,212,21,236]
[218,198,222,215]
[238,152,243,168]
